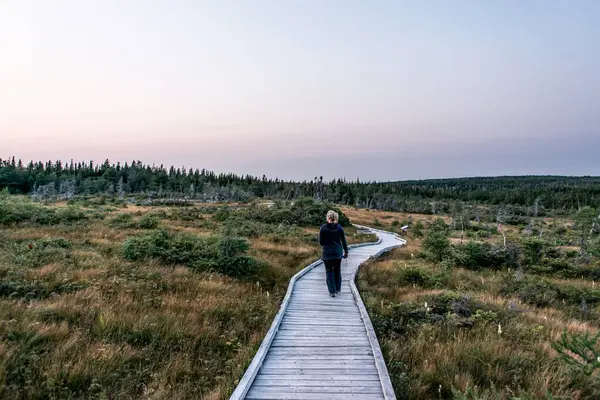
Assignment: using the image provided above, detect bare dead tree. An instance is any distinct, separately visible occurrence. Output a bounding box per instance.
[30,182,56,201]
[430,201,437,215]
[533,196,542,217]
[58,179,76,199]
[496,207,510,248]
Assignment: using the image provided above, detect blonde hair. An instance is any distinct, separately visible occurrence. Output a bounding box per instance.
[326,210,339,222]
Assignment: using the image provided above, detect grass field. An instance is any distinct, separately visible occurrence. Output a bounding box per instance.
[3,194,598,399]
[347,207,600,399]
[0,196,374,399]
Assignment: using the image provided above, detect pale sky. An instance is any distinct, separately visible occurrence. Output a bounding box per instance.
[1,1,599,181]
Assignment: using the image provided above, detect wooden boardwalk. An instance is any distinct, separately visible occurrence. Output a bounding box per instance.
[231,227,406,400]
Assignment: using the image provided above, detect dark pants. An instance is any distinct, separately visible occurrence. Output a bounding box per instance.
[324,258,342,294]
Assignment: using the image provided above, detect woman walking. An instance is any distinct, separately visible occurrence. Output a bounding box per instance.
[319,210,348,297]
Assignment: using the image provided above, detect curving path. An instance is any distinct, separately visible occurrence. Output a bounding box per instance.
[230,226,406,400]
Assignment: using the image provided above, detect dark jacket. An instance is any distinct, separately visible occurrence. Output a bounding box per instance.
[319,223,348,260]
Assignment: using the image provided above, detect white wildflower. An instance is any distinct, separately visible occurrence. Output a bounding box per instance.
[498,324,502,335]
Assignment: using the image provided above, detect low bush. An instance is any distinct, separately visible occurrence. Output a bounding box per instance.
[54,206,87,223]
[396,264,452,289]
[452,242,506,270]
[108,213,160,229]
[501,275,600,309]
[0,197,88,226]
[521,237,550,265]
[108,213,134,227]
[397,266,433,287]
[588,237,600,257]
[214,207,231,222]
[422,229,451,262]
[9,238,74,268]
[122,230,261,278]
[370,302,429,338]
[137,214,160,229]
[0,279,87,299]
[553,330,600,377]
[411,220,424,238]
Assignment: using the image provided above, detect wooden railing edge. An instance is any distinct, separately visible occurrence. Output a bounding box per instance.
[349,228,406,400]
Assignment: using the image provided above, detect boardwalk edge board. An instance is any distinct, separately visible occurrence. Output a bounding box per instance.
[230,225,406,400]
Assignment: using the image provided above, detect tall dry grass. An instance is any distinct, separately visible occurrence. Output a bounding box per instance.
[0,198,379,399]
[344,207,600,399]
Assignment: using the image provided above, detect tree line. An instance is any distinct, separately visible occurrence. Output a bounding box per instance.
[1,157,599,215]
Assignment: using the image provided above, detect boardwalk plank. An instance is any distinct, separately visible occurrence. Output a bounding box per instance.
[253,374,380,382]
[229,228,405,400]
[246,393,384,400]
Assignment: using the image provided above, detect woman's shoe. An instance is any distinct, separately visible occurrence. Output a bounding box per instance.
[335,290,341,294]
[329,293,336,297]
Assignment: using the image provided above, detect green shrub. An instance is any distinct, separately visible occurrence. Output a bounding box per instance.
[452,242,505,270]
[122,230,260,279]
[370,302,429,338]
[553,330,600,377]
[396,265,451,289]
[137,214,160,229]
[108,213,160,229]
[429,218,450,232]
[169,207,204,221]
[501,275,600,309]
[54,207,87,223]
[213,207,231,222]
[10,238,74,268]
[427,291,463,314]
[588,237,600,257]
[0,279,86,299]
[209,236,257,277]
[0,197,88,226]
[422,229,451,262]
[397,267,434,287]
[521,237,549,265]
[412,221,424,238]
[109,213,134,228]
[471,309,499,323]
[39,237,71,249]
